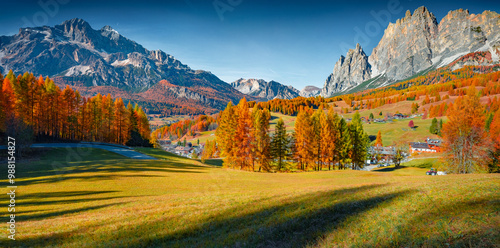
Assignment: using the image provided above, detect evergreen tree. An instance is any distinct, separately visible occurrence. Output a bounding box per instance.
[369,112,374,120]
[337,118,349,169]
[430,118,438,134]
[347,112,369,170]
[485,112,494,131]
[271,118,290,171]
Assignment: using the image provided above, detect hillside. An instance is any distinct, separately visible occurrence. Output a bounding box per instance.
[0,18,251,114]
[1,147,497,247]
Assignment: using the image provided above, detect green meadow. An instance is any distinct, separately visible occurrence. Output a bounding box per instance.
[1,147,498,247]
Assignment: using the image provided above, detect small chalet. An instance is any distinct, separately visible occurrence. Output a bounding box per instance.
[410,138,442,153]
[410,142,435,153]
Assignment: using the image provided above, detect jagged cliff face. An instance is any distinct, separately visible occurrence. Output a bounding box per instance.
[321,7,500,97]
[369,7,438,80]
[299,86,321,97]
[320,43,371,97]
[231,78,300,100]
[433,9,500,66]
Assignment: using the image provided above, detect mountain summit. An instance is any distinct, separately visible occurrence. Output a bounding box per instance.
[231,78,300,100]
[321,7,500,97]
[321,43,371,97]
[0,18,248,111]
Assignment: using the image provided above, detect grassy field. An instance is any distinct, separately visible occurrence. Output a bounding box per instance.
[1,147,498,247]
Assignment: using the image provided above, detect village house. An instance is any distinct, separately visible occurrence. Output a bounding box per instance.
[368,146,396,163]
[410,142,435,153]
[175,146,193,156]
[410,138,442,153]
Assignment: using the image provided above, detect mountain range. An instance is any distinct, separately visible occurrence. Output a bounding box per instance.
[1,6,499,114]
[0,18,250,113]
[321,7,500,97]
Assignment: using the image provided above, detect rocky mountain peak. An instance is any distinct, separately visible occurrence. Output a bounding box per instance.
[101,25,116,32]
[299,86,321,98]
[369,6,438,81]
[58,18,92,35]
[100,25,120,40]
[320,7,500,98]
[444,8,470,19]
[320,43,371,97]
[231,78,300,100]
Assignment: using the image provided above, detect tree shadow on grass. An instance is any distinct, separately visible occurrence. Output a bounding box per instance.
[7,190,132,221]
[2,148,210,186]
[126,184,414,247]
[372,165,408,172]
[15,173,166,186]
[11,184,416,247]
[203,159,223,167]
[20,202,125,222]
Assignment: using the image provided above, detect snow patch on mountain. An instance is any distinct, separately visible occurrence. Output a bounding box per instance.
[437,52,470,68]
[111,59,131,67]
[64,65,91,76]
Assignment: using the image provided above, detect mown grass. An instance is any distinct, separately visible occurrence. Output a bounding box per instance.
[2,147,498,247]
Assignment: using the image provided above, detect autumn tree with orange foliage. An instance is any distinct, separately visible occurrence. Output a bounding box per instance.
[442,87,492,173]
[488,110,500,172]
[0,71,151,146]
[375,130,383,147]
[234,98,255,170]
[293,107,314,171]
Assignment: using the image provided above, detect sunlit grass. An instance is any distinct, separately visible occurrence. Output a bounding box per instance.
[1,148,498,247]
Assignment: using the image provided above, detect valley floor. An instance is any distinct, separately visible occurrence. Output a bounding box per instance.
[1,148,498,247]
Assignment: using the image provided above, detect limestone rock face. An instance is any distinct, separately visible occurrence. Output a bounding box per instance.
[320,43,371,97]
[231,78,300,100]
[432,9,500,66]
[369,6,438,80]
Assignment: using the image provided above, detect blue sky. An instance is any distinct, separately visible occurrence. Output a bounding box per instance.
[0,0,498,90]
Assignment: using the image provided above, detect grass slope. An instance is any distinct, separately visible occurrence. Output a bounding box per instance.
[1,148,498,247]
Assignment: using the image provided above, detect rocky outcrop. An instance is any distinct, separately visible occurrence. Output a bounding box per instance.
[320,43,371,97]
[299,86,321,98]
[321,7,500,97]
[0,18,248,109]
[231,78,300,100]
[369,6,438,80]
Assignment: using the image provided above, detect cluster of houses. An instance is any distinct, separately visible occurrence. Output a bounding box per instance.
[157,140,203,158]
[368,137,443,164]
[368,146,397,164]
[346,113,423,124]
